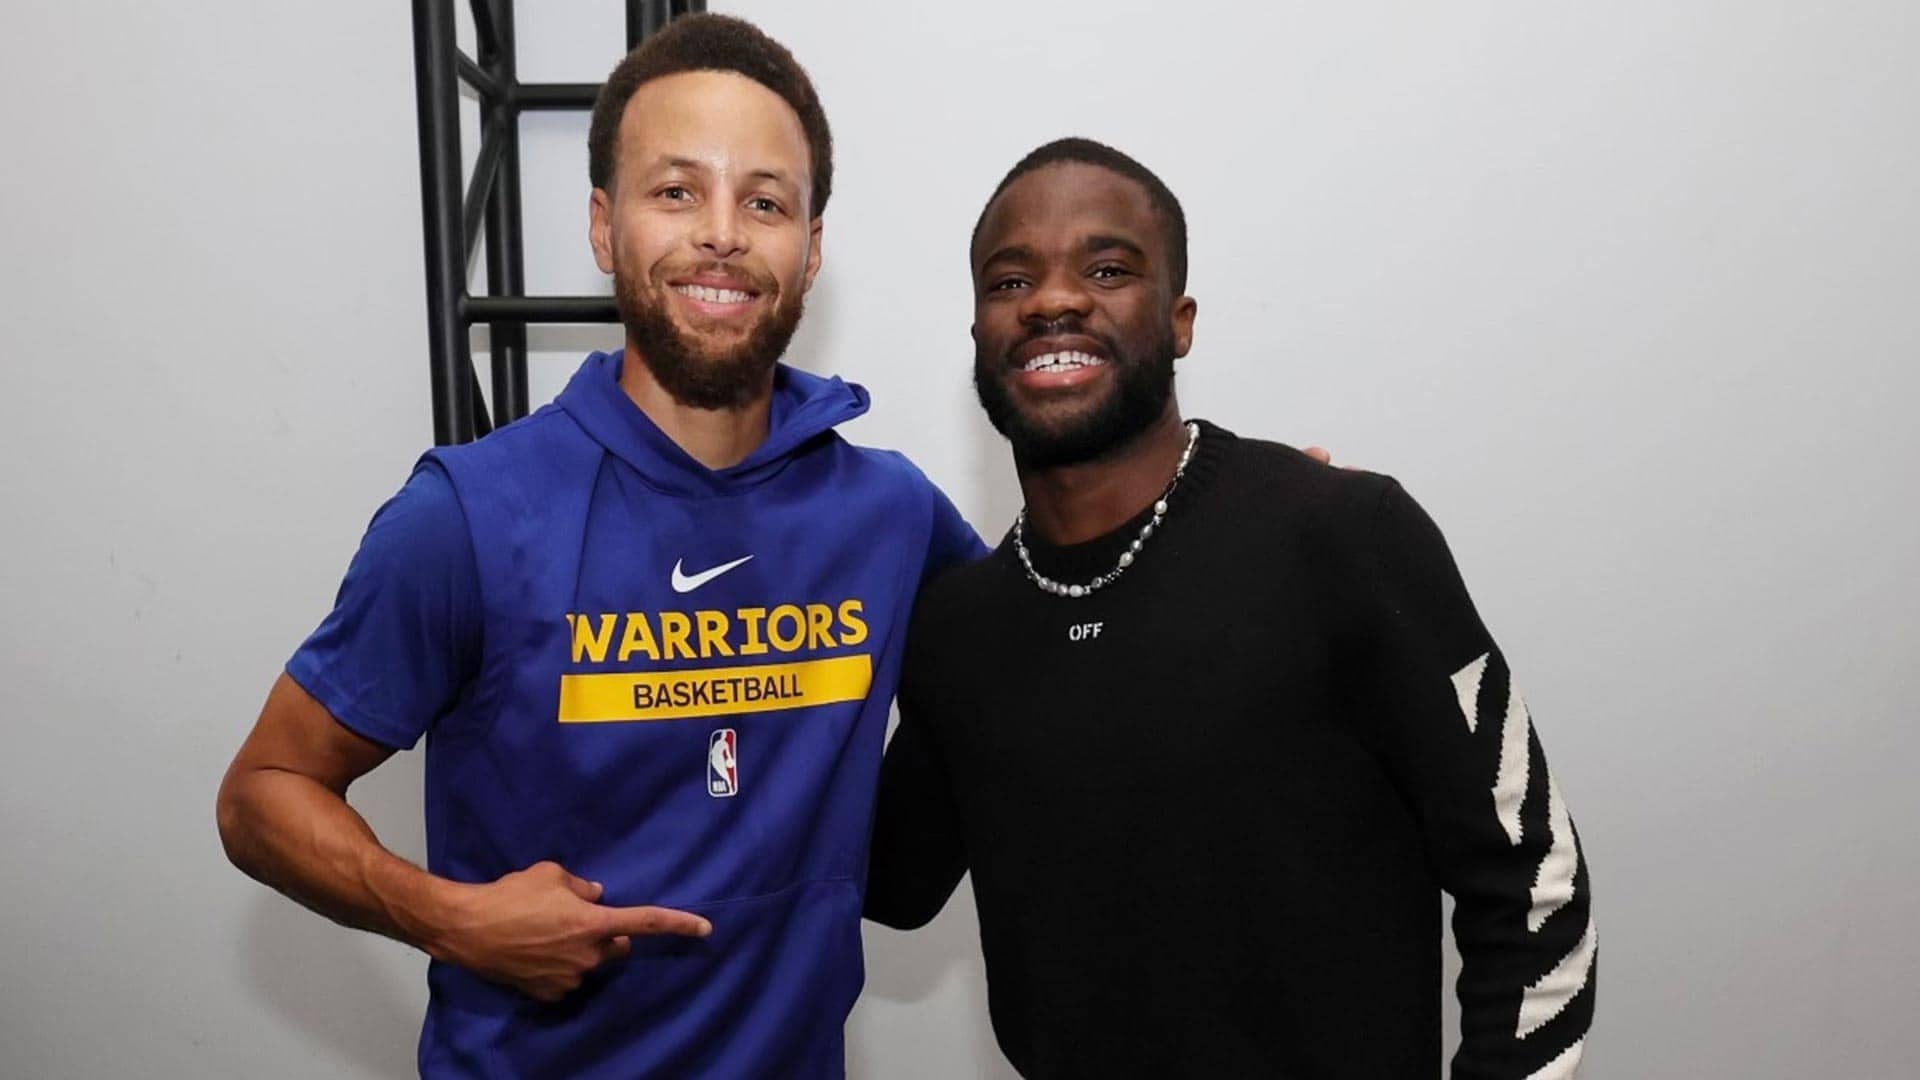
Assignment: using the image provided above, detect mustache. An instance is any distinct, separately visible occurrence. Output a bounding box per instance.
[1005,316,1116,362]
[658,260,778,294]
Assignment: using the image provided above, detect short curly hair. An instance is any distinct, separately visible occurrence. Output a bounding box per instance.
[973,137,1188,294]
[587,14,834,218]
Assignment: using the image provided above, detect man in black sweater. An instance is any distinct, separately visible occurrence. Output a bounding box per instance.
[865,139,1595,1079]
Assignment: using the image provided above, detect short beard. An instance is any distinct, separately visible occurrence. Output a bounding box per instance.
[615,269,804,410]
[973,329,1177,468]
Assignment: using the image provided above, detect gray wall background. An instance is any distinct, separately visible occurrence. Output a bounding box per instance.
[3,1,1915,1076]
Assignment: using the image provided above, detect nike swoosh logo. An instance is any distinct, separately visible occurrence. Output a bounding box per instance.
[671,555,755,594]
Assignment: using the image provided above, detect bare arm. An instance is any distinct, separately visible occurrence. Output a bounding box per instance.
[216,672,445,945]
[217,673,712,1001]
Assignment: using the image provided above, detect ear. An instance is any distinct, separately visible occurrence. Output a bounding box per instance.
[1171,295,1198,358]
[802,215,825,293]
[589,187,616,274]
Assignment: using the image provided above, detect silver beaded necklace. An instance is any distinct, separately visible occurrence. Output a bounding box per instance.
[1012,421,1200,598]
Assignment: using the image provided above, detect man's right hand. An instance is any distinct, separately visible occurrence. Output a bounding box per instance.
[427,861,712,1003]
[220,678,714,1005]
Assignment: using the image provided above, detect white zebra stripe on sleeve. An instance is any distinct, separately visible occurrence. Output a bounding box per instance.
[1450,652,1594,1061]
[1450,652,1533,845]
[1530,774,1578,932]
[1517,916,1597,1039]
[1526,1037,1585,1080]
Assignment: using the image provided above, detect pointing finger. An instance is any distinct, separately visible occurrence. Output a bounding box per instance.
[600,905,712,939]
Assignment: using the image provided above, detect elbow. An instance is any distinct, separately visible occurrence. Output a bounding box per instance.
[214,768,261,876]
[863,902,935,932]
[863,882,944,931]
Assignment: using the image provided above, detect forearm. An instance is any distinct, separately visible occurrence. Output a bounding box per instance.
[1451,871,1595,1078]
[864,721,967,929]
[1434,653,1595,1077]
[217,766,464,958]
[864,814,965,930]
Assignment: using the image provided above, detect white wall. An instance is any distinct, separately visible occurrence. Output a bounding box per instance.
[3,1,1915,1076]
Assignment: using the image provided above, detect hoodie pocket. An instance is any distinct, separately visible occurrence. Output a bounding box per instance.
[499,877,863,1079]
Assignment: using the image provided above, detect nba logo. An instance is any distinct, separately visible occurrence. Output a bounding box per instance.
[708,729,738,798]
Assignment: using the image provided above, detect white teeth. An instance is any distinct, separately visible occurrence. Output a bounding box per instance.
[1021,350,1105,373]
[674,284,753,304]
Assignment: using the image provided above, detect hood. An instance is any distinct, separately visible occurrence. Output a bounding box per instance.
[556,350,870,497]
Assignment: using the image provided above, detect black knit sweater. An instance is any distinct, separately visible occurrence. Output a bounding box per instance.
[866,422,1595,1079]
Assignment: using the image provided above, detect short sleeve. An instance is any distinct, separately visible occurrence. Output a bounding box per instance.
[285,461,482,750]
[923,482,989,584]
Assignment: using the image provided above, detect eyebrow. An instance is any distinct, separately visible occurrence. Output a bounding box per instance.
[1082,234,1146,258]
[978,234,1149,270]
[978,243,1039,270]
[749,168,795,186]
[654,157,796,189]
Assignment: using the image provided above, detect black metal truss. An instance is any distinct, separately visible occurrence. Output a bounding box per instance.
[411,0,707,445]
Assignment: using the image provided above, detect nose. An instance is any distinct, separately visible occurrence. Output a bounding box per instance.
[693,200,749,260]
[1019,267,1092,326]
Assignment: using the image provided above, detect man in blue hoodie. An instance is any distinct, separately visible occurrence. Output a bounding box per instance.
[216,15,981,1077]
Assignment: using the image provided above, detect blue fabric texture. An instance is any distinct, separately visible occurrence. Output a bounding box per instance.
[287,351,985,1077]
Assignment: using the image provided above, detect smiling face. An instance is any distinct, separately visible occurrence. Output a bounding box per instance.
[971,162,1196,467]
[590,70,822,410]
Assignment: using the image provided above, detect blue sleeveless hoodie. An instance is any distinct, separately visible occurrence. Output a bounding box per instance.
[413,352,972,1077]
